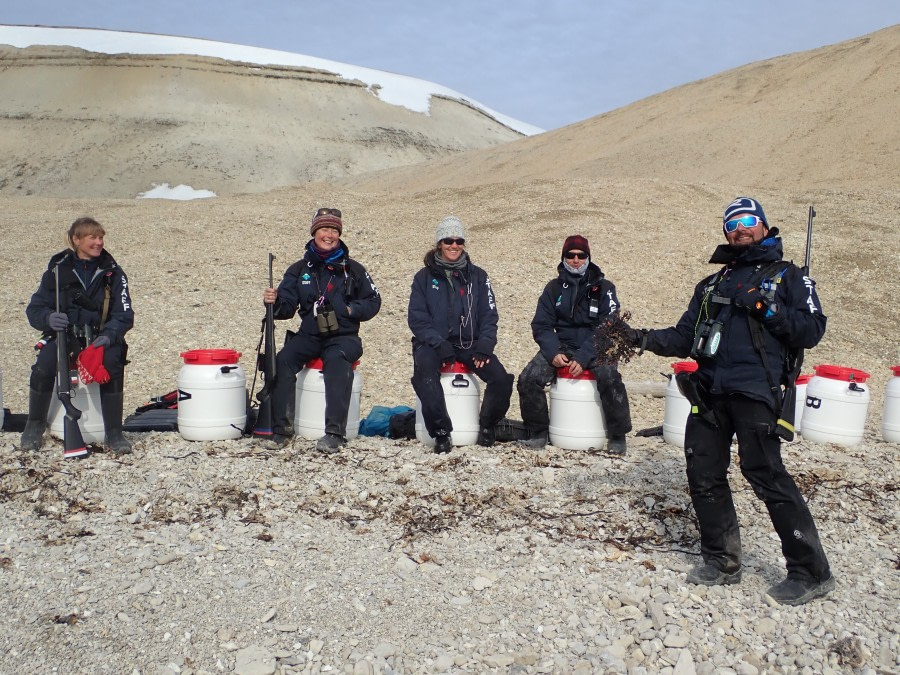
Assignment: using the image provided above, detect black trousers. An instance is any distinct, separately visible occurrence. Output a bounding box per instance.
[30,339,127,393]
[517,351,632,437]
[411,342,514,439]
[270,333,362,438]
[684,393,831,581]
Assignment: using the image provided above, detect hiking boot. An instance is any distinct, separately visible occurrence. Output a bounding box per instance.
[764,574,835,606]
[686,564,742,586]
[20,387,53,452]
[262,433,291,450]
[607,435,627,455]
[433,433,452,454]
[316,433,344,454]
[477,426,495,447]
[519,431,548,449]
[101,386,133,455]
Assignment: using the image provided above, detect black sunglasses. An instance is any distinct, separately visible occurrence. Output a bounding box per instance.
[564,251,588,260]
[315,207,342,218]
[441,237,465,246]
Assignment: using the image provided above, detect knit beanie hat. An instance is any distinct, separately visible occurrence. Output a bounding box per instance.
[435,216,466,244]
[311,211,343,236]
[562,234,590,259]
[723,197,768,233]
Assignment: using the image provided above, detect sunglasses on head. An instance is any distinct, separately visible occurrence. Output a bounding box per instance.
[564,251,588,260]
[441,237,465,246]
[724,214,762,232]
[315,207,342,218]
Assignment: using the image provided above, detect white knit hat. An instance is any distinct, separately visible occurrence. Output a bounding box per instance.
[435,216,466,244]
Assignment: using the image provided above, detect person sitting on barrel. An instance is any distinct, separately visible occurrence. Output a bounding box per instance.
[22,216,135,454]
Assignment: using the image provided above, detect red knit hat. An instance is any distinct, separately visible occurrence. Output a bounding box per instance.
[310,212,343,236]
[562,234,590,259]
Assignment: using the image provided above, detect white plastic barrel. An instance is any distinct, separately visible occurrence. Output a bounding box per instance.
[295,358,363,440]
[794,374,812,435]
[882,365,900,443]
[549,367,607,450]
[663,361,698,448]
[49,381,105,443]
[177,349,247,441]
[800,364,870,447]
[415,362,480,446]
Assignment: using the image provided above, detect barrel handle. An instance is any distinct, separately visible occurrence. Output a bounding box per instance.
[848,382,866,394]
[220,366,239,373]
[451,374,469,388]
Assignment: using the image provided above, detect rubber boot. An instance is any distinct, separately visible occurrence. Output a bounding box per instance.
[20,387,54,451]
[101,382,133,455]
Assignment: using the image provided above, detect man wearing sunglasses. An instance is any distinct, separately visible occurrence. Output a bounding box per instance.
[261,208,381,453]
[518,234,632,453]
[626,197,833,606]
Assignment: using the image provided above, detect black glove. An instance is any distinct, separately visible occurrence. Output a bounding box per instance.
[48,312,69,332]
[473,352,491,363]
[438,341,457,367]
[92,335,111,349]
[624,327,646,347]
[735,290,777,318]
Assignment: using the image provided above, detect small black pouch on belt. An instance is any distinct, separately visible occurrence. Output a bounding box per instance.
[675,371,718,427]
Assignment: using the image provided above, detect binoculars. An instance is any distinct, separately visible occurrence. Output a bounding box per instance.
[315,304,340,336]
[691,319,724,359]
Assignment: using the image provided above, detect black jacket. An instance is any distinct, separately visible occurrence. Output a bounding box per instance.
[643,231,826,407]
[408,251,499,357]
[532,261,620,367]
[273,241,380,337]
[26,248,134,345]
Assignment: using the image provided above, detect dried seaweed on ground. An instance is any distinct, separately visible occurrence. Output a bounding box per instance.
[594,310,639,365]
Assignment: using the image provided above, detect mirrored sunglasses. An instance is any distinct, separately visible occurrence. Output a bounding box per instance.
[724,215,762,232]
[315,207,342,218]
[441,237,465,246]
[564,251,588,260]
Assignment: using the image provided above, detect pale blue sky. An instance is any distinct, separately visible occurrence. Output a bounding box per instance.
[4,1,899,130]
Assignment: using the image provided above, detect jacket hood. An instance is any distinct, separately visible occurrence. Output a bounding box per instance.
[709,227,783,265]
[48,248,118,271]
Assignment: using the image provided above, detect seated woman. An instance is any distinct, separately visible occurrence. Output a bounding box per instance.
[407,216,514,454]
[22,216,135,454]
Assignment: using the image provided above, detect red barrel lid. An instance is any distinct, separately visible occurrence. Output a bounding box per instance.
[557,366,595,380]
[813,364,870,383]
[180,349,242,364]
[306,358,360,370]
[891,365,900,376]
[795,374,813,385]
[671,361,699,375]
[439,361,471,374]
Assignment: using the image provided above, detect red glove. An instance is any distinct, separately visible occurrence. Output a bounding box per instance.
[77,344,110,384]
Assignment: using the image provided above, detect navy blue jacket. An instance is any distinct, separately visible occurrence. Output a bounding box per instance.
[408,252,499,357]
[26,248,134,345]
[644,231,826,408]
[532,261,620,368]
[273,241,380,337]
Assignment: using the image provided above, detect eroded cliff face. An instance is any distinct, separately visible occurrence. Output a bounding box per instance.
[0,46,524,198]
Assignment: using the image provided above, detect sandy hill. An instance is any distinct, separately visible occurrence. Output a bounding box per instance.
[344,25,900,194]
[0,44,524,198]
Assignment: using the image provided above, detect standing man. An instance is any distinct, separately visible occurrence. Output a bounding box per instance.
[518,235,632,453]
[628,197,834,606]
[261,208,381,453]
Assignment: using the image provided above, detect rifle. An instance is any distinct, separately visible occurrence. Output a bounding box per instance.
[774,206,815,441]
[54,265,88,459]
[252,253,277,437]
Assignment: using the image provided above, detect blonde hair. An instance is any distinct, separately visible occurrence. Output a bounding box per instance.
[67,217,105,250]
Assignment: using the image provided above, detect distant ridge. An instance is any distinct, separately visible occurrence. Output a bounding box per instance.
[343,25,900,194]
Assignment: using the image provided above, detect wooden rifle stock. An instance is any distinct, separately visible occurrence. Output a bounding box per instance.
[54,265,88,459]
[253,253,277,436]
[775,206,815,441]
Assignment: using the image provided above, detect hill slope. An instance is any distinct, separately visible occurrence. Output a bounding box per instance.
[343,25,900,193]
[0,44,524,198]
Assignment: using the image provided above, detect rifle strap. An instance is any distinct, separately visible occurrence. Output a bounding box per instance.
[98,284,111,333]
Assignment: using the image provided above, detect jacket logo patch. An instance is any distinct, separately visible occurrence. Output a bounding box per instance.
[302,273,311,280]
